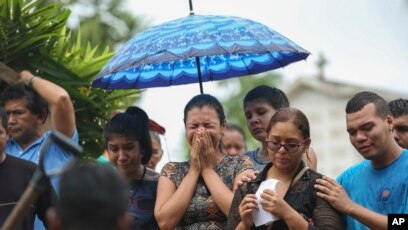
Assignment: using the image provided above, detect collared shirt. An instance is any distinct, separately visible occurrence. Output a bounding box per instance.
[5,129,79,191]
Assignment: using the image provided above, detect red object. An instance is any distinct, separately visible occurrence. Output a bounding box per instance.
[149,119,165,134]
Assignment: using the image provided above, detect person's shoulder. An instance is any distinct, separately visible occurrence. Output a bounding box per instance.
[5,154,36,167]
[163,161,188,167]
[244,149,257,157]
[392,149,408,167]
[44,128,78,140]
[342,160,368,173]
[244,149,260,163]
[3,154,37,172]
[389,149,408,170]
[223,154,251,161]
[400,149,408,161]
[237,154,254,168]
[161,161,188,172]
[145,167,160,181]
[336,160,369,182]
[238,154,251,161]
[223,154,254,169]
[306,168,323,179]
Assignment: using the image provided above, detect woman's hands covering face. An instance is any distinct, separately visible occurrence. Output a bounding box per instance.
[189,129,203,173]
[189,128,218,172]
[200,129,217,170]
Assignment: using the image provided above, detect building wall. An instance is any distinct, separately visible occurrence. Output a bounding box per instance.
[289,89,362,178]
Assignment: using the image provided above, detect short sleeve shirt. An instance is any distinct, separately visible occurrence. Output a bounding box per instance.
[161,155,253,229]
[337,149,408,230]
[5,129,79,191]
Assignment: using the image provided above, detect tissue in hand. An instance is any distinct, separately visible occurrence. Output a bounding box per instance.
[251,179,280,227]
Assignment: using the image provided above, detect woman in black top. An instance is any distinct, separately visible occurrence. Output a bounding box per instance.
[227,107,343,230]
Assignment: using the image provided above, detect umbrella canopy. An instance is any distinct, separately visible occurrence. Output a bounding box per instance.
[91,14,310,93]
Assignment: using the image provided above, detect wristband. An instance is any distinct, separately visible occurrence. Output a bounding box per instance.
[28,76,38,87]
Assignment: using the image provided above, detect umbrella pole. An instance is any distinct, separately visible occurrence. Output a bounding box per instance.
[189,0,194,15]
[195,56,203,94]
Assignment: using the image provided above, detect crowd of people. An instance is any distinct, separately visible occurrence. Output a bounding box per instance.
[0,65,407,230]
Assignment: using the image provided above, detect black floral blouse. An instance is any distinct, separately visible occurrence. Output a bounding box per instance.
[161,155,253,229]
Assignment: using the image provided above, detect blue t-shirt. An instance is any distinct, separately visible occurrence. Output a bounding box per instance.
[337,149,408,230]
[245,148,270,172]
[128,179,159,229]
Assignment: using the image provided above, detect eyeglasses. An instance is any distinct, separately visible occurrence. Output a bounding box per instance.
[265,138,309,154]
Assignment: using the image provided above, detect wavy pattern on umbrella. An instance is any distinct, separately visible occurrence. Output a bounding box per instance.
[92,6,310,93]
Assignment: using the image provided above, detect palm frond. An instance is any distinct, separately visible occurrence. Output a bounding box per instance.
[0,0,140,157]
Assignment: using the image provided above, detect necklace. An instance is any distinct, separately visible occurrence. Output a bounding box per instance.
[139,166,147,180]
[128,166,147,200]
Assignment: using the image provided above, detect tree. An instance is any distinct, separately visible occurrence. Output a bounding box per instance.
[48,0,148,50]
[0,0,140,158]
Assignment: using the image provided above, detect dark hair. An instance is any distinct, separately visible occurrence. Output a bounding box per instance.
[266,107,310,140]
[0,107,7,130]
[183,94,226,125]
[58,160,128,230]
[388,98,408,118]
[226,123,246,142]
[346,91,390,119]
[1,83,49,122]
[103,106,152,164]
[243,85,289,110]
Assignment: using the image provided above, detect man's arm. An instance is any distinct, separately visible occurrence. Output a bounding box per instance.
[20,71,76,137]
[315,176,387,230]
[0,63,75,137]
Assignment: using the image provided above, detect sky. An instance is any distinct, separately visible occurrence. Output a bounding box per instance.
[125,0,408,170]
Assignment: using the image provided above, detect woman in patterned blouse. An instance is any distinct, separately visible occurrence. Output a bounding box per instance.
[154,94,254,229]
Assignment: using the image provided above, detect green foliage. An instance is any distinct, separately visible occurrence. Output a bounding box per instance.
[0,0,140,158]
[53,0,148,50]
[216,72,283,150]
[0,0,69,64]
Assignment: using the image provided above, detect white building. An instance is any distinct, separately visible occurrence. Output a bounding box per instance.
[285,77,405,178]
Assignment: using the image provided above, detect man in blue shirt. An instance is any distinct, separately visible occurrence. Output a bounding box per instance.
[1,64,77,229]
[315,91,408,230]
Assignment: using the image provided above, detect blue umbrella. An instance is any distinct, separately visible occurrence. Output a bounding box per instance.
[92,4,310,93]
